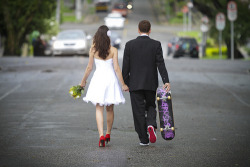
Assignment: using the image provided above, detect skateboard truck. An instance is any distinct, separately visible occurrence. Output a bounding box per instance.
[157,95,171,101]
[160,125,175,132]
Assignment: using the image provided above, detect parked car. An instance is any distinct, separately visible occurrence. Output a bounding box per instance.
[172,37,199,58]
[104,13,125,29]
[109,31,122,49]
[167,37,179,56]
[52,30,92,56]
[112,2,128,17]
[123,0,133,10]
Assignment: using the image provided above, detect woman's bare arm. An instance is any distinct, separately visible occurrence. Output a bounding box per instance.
[112,47,129,91]
[80,47,94,87]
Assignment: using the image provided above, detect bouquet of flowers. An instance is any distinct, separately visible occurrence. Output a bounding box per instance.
[69,85,84,99]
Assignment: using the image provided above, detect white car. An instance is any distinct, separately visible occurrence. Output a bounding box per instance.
[52,30,92,56]
[104,13,125,29]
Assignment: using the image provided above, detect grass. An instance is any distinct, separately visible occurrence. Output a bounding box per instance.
[169,17,183,24]
[63,15,76,23]
[177,31,201,43]
[87,0,92,4]
[89,7,95,15]
[62,5,74,13]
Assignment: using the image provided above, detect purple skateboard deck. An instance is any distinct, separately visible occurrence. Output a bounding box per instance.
[156,88,175,140]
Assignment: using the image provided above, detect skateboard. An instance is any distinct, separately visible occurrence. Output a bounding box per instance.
[156,88,175,140]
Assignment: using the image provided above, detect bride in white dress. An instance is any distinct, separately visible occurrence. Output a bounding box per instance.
[80,25,129,147]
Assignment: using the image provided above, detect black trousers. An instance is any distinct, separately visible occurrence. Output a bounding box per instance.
[130,90,157,143]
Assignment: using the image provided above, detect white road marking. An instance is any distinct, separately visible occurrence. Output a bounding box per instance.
[0,84,21,101]
[204,73,250,108]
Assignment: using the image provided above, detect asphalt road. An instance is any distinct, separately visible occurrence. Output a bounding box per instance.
[1,0,250,166]
[0,57,250,167]
[60,0,184,59]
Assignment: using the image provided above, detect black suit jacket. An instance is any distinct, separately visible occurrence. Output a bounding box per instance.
[122,36,169,92]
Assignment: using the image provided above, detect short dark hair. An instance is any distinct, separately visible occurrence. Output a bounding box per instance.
[138,20,151,33]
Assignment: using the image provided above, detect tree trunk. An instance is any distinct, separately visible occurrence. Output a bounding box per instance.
[225,40,243,59]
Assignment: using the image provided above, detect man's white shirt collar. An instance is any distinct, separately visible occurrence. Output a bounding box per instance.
[140,34,149,36]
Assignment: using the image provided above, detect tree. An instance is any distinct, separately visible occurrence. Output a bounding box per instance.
[0,0,56,55]
[193,0,250,59]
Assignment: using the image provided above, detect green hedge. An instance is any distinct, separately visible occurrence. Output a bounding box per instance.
[205,47,227,59]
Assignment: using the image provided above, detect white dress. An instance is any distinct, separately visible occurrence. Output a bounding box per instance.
[83,58,125,106]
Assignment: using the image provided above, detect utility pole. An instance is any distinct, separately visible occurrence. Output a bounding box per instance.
[216,13,225,59]
[182,6,188,32]
[187,1,193,31]
[56,0,60,23]
[76,0,82,21]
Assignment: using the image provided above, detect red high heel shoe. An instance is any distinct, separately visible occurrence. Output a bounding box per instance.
[99,136,105,147]
[105,134,110,144]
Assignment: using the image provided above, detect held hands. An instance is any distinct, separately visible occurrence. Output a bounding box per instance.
[122,84,129,92]
[163,83,171,92]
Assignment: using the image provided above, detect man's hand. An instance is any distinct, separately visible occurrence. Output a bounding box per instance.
[122,84,129,92]
[163,83,170,92]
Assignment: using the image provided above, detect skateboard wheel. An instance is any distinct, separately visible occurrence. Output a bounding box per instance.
[167,96,171,100]
[157,97,160,101]
[160,128,163,132]
[171,127,175,131]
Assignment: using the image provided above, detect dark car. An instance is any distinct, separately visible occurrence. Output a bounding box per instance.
[112,2,128,17]
[110,31,122,49]
[167,37,179,56]
[122,0,133,10]
[173,37,199,58]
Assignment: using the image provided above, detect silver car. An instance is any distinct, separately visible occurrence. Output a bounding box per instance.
[52,30,92,56]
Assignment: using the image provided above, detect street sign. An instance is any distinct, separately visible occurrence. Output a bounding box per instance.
[201,16,209,32]
[216,13,225,30]
[227,1,237,21]
[201,16,209,24]
[187,2,193,8]
[200,24,208,32]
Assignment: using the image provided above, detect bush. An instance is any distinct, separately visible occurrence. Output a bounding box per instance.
[205,47,227,59]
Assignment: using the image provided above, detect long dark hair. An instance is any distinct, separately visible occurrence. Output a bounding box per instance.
[93,25,110,59]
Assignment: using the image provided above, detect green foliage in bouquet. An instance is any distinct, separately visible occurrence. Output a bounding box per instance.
[69,85,84,99]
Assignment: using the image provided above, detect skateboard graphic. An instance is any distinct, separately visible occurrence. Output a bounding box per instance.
[156,88,175,140]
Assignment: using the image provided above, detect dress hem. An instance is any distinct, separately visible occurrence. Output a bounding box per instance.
[83,98,125,106]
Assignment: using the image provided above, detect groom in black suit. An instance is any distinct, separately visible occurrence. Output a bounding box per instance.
[122,20,170,145]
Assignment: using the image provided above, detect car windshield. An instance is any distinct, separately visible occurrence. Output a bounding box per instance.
[108,15,122,18]
[179,38,197,45]
[57,31,85,40]
[114,4,126,9]
[170,37,179,43]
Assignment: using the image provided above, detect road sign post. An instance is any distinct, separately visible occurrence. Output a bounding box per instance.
[227,1,237,60]
[216,13,226,59]
[200,16,209,59]
[182,6,188,32]
[187,2,193,31]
